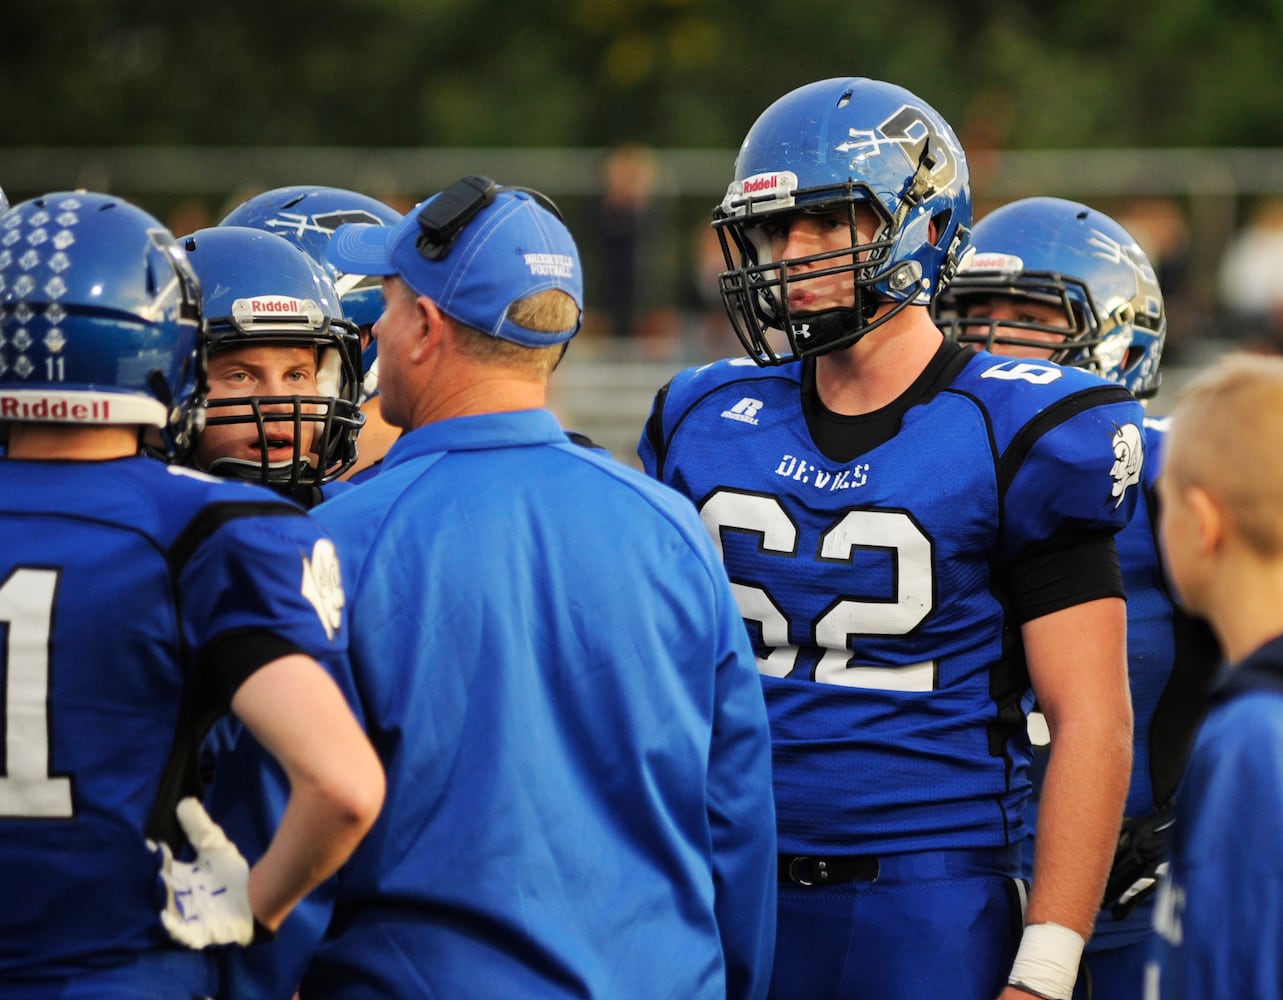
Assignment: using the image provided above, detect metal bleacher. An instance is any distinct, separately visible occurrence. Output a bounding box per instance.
[548,346,686,467]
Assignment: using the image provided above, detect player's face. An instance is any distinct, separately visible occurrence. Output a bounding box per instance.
[195,344,321,471]
[960,296,1072,359]
[749,205,882,315]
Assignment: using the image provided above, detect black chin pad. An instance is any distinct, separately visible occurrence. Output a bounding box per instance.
[791,308,867,358]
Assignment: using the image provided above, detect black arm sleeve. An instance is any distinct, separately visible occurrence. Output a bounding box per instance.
[199,629,310,710]
[144,630,308,849]
[1005,531,1124,624]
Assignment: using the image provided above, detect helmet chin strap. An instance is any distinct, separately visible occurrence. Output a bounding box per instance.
[792,307,867,356]
[790,286,921,359]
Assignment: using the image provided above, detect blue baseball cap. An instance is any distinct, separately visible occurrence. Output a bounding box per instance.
[326,184,583,347]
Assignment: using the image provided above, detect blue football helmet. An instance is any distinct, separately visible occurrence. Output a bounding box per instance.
[932,197,1166,397]
[714,77,973,365]
[0,191,204,459]
[179,226,364,489]
[220,185,403,399]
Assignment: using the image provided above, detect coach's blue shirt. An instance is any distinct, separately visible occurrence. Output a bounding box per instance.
[306,408,777,1000]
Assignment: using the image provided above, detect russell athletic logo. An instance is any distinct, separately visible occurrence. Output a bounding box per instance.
[721,397,763,425]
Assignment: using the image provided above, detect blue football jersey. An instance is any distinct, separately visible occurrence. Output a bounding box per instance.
[345,461,383,485]
[641,344,1145,856]
[0,456,347,991]
[1148,637,1283,999]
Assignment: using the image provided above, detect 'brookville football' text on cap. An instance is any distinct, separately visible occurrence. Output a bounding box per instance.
[326,184,582,347]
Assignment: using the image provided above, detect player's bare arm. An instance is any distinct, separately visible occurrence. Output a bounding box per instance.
[231,653,385,931]
[1005,595,1132,1000]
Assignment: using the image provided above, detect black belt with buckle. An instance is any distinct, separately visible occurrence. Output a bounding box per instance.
[778,853,880,886]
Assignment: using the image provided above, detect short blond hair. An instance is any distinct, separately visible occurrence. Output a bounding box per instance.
[450,289,578,378]
[1167,351,1283,555]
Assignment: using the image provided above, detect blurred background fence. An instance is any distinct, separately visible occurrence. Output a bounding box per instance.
[5,143,1281,462]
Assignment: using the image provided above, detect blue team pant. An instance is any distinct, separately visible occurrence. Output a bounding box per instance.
[3,949,218,999]
[1078,937,1149,1000]
[769,845,1023,1000]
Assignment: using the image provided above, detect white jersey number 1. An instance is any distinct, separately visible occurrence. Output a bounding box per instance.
[0,568,74,818]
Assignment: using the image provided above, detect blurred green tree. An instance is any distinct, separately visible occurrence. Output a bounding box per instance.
[4,0,1282,149]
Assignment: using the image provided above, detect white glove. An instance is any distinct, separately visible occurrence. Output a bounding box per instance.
[151,797,254,949]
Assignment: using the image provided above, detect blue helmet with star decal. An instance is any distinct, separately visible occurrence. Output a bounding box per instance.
[0,191,205,459]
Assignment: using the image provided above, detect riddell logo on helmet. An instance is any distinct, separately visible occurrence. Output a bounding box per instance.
[249,297,305,314]
[961,252,1024,274]
[741,175,781,195]
[0,396,111,421]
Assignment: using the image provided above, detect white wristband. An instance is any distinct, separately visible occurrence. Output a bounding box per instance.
[1007,922,1085,1000]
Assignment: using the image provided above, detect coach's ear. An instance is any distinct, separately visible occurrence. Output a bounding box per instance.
[408,295,446,365]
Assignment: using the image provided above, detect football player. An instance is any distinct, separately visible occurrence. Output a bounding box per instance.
[220,185,405,482]
[934,196,1220,1000]
[178,224,370,997]
[640,78,1144,1000]
[179,225,365,509]
[0,191,383,997]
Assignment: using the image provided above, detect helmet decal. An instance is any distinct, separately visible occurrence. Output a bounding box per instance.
[261,208,391,241]
[837,105,964,194]
[714,78,973,366]
[0,191,204,459]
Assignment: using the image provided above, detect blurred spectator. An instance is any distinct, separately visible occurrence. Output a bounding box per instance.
[593,145,662,344]
[1115,198,1202,362]
[1216,196,1283,352]
[676,220,742,361]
